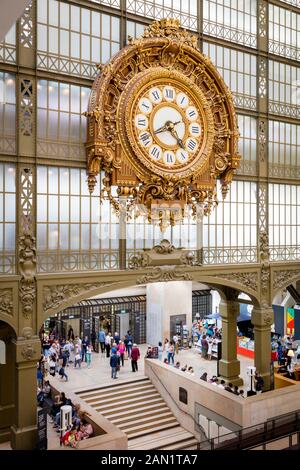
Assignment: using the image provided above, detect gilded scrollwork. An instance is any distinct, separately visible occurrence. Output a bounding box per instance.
[136,267,192,285]
[217,272,258,293]
[19,217,36,319]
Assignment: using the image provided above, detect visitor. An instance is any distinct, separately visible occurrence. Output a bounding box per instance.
[239,390,245,398]
[233,385,239,395]
[98,329,106,354]
[174,361,180,369]
[224,382,233,393]
[118,341,126,366]
[207,338,213,360]
[181,364,187,372]
[201,335,209,359]
[173,334,179,354]
[49,354,56,376]
[114,332,120,345]
[277,341,283,365]
[131,343,140,372]
[81,336,89,362]
[164,338,170,355]
[158,341,163,361]
[77,418,94,440]
[59,365,68,381]
[163,358,169,365]
[187,367,195,376]
[74,349,81,368]
[86,345,92,368]
[67,326,75,341]
[218,380,226,389]
[208,375,217,384]
[110,348,119,379]
[254,372,264,393]
[168,341,175,365]
[105,332,112,358]
[200,372,208,381]
[125,331,133,358]
[37,364,43,388]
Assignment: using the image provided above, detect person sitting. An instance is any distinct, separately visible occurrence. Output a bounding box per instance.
[208,375,217,383]
[62,425,80,448]
[233,385,239,395]
[239,390,245,398]
[187,367,195,375]
[145,346,152,358]
[200,372,208,381]
[163,358,169,365]
[218,379,226,389]
[77,418,94,440]
[224,382,234,393]
[181,364,187,372]
[174,361,180,369]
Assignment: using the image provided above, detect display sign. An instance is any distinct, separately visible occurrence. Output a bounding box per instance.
[37,407,47,450]
[287,308,295,335]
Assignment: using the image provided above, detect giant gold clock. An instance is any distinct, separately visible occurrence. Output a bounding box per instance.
[117,68,215,181]
[85,19,240,226]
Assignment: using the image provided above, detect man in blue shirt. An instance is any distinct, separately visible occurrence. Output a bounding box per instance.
[98,329,106,354]
[110,348,119,379]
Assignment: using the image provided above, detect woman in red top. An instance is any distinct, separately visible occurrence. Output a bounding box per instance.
[117,341,126,367]
[131,344,140,372]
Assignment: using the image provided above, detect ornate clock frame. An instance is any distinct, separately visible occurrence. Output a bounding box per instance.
[85,19,240,227]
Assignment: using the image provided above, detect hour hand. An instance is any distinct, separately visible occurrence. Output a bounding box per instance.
[169,128,185,149]
[154,124,168,134]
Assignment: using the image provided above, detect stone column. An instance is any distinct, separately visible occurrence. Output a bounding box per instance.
[146,281,193,346]
[10,335,41,450]
[0,330,15,443]
[251,307,274,391]
[219,300,243,386]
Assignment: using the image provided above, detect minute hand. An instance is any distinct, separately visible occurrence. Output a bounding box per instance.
[169,128,185,149]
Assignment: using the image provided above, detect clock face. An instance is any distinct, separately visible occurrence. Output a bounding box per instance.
[132,82,204,171]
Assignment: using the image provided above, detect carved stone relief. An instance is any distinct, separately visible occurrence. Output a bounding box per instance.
[217,272,258,293]
[136,267,192,285]
[273,270,300,291]
[0,289,13,316]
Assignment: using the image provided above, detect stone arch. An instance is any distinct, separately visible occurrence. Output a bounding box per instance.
[271,268,300,305]
[39,271,260,328]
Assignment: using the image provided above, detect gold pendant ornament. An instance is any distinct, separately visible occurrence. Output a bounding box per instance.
[85,19,240,230]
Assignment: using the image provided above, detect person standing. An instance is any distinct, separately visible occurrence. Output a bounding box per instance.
[201,334,208,359]
[114,332,120,345]
[117,341,126,367]
[110,348,119,379]
[173,334,179,354]
[158,341,163,361]
[131,344,140,372]
[105,332,112,358]
[168,342,175,365]
[98,329,106,354]
[125,331,133,359]
[81,336,89,362]
[207,338,213,360]
[86,345,92,369]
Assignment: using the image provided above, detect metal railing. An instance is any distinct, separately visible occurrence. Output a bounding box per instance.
[198,409,300,450]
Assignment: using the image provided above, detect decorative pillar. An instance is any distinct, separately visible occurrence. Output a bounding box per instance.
[251,307,274,391]
[219,300,243,386]
[0,326,15,443]
[10,332,40,450]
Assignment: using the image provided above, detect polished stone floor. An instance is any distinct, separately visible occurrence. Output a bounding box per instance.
[49,344,254,393]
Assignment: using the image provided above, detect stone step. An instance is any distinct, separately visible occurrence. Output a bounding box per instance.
[110,406,171,425]
[127,419,180,439]
[78,378,151,399]
[94,392,161,411]
[159,438,199,450]
[85,385,156,405]
[117,411,174,429]
[103,400,166,419]
[128,427,191,450]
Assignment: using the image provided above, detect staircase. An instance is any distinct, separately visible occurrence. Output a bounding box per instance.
[76,377,199,450]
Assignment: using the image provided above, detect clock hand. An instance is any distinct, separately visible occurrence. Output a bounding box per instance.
[168,127,185,149]
[154,124,168,134]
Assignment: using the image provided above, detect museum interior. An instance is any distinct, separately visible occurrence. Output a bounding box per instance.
[0,0,300,452]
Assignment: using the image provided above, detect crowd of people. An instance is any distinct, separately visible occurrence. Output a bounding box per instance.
[192,320,222,360]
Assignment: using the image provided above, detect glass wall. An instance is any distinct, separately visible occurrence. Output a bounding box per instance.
[203,0,257,48]
[37,0,120,78]
[203,42,257,111]
[36,166,119,272]
[0,163,16,273]
[0,72,16,155]
[37,79,90,162]
[203,181,257,263]
[0,24,16,64]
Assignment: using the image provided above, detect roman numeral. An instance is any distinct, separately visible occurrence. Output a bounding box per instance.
[180,97,186,104]
[142,102,149,110]
[179,152,187,160]
[192,126,199,134]
[152,91,160,101]
[151,147,160,158]
[140,133,151,145]
[188,110,196,118]
[138,118,146,127]
[166,153,174,163]
[165,89,174,99]
[187,140,196,151]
